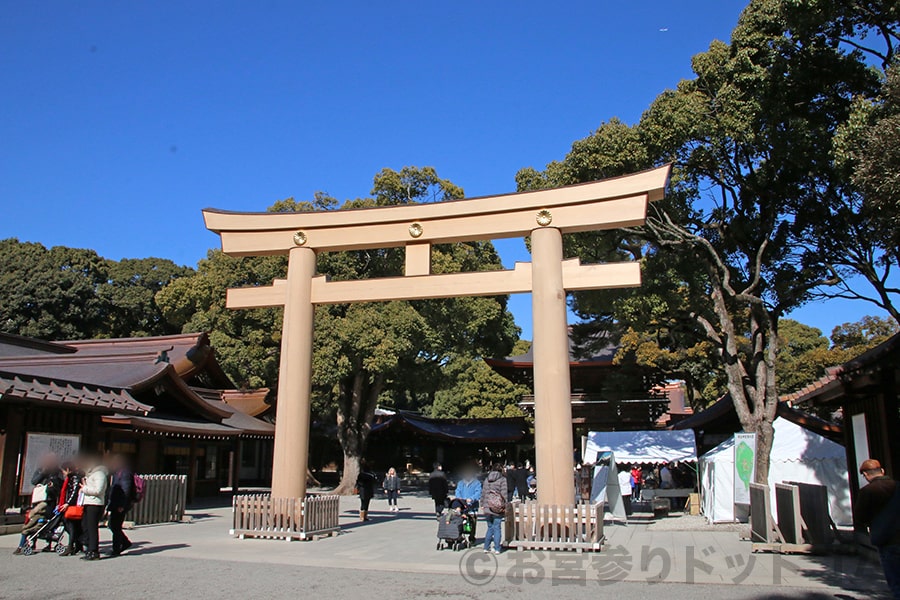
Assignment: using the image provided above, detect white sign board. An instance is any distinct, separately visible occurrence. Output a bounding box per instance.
[733,432,756,505]
[18,433,80,495]
[851,413,869,488]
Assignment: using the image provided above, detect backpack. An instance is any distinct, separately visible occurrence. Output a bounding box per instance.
[484,488,506,515]
[132,474,145,503]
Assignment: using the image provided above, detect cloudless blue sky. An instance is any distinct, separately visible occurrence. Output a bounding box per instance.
[0,1,890,341]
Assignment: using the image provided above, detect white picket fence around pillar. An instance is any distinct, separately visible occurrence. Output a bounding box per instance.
[231,494,341,541]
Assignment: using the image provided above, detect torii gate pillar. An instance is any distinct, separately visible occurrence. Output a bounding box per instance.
[531,226,574,505]
[271,246,316,499]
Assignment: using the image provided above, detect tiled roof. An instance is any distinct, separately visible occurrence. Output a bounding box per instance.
[779,367,842,405]
[190,387,275,437]
[102,414,241,439]
[0,371,152,415]
[61,332,234,388]
[671,393,843,442]
[221,388,271,417]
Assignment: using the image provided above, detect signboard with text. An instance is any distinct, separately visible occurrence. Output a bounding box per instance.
[18,433,80,495]
[733,432,757,505]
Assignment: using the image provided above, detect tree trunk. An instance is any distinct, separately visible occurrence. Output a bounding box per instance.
[753,418,775,484]
[333,370,384,495]
[335,445,361,496]
[702,267,780,486]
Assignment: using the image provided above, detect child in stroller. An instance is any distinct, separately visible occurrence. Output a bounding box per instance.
[16,508,67,556]
[436,498,477,551]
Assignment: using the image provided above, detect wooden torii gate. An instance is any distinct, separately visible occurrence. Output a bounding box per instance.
[203,165,670,506]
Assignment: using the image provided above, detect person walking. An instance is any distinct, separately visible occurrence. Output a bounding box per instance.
[505,464,516,502]
[80,453,108,561]
[428,463,449,515]
[356,460,377,522]
[57,459,85,556]
[618,467,633,517]
[857,459,900,599]
[526,467,536,500]
[481,463,507,554]
[630,465,643,502]
[514,463,530,501]
[107,454,134,556]
[383,467,401,513]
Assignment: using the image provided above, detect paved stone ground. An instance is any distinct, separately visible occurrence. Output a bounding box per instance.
[0,493,891,599]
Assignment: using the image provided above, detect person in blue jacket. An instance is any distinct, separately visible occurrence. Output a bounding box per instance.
[455,467,482,510]
[454,466,483,541]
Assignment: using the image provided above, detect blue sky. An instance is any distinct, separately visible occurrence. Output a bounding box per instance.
[0,1,890,341]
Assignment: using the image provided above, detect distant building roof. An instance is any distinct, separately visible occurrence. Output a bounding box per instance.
[486,331,621,391]
[654,380,694,427]
[0,332,76,357]
[671,394,843,443]
[371,411,528,443]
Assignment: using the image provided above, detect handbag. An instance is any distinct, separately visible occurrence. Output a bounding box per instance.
[63,486,85,520]
[64,504,84,520]
[31,483,47,504]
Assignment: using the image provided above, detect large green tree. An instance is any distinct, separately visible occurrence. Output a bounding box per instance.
[0,238,191,340]
[517,0,897,480]
[824,61,900,322]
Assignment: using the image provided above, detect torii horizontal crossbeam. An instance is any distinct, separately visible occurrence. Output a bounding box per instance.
[227,260,641,307]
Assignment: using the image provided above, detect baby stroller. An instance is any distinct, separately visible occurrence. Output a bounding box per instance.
[436,499,476,551]
[20,508,67,556]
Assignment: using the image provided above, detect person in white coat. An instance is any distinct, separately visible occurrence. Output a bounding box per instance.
[79,454,108,561]
[618,467,633,517]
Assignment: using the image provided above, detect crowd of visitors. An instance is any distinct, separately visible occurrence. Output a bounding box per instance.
[14,451,139,560]
[356,460,538,554]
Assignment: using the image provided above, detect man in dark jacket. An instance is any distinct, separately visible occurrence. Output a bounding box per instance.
[514,464,530,500]
[106,454,134,556]
[857,459,900,599]
[428,463,449,515]
[356,460,377,522]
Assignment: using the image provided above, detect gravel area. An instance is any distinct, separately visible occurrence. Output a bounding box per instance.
[645,514,749,534]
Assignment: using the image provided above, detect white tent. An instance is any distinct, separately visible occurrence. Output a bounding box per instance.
[583,429,697,465]
[699,417,852,525]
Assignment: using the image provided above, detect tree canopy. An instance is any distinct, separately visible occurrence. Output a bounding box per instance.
[0,238,192,340]
[516,0,900,480]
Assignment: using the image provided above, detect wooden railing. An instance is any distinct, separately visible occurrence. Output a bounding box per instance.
[231,494,341,541]
[504,501,604,552]
[126,474,187,526]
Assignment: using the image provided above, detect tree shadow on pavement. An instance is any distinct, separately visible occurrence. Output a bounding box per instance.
[772,551,891,599]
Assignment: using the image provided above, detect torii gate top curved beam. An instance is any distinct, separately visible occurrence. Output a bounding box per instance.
[203,165,670,255]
